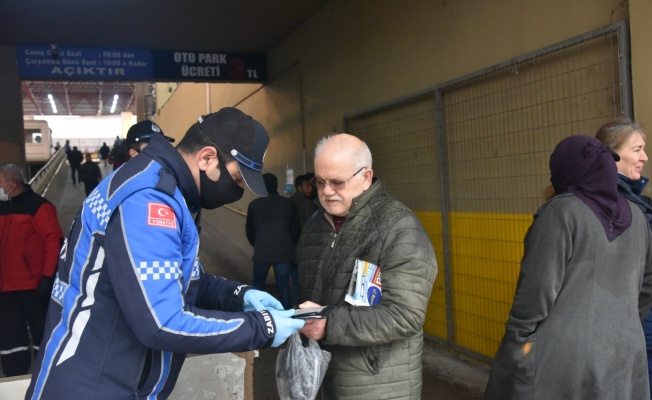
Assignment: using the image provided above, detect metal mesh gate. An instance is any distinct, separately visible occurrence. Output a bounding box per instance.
[345,21,630,359]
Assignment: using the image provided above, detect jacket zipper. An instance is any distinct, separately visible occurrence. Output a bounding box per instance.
[330,233,338,248]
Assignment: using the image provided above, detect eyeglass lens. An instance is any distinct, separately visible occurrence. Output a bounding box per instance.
[312,167,365,190]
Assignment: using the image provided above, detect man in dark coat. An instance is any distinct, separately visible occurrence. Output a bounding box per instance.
[66,145,83,185]
[246,173,301,309]
[78,153,102,196]
[98,142,111,166]
[288,174,318,306]
[290,174,318,227]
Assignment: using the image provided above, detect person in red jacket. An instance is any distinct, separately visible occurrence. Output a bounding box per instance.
[0,164,63,377]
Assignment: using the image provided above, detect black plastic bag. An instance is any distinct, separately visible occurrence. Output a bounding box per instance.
[276,333,331,400]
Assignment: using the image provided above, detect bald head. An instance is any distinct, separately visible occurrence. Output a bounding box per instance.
[314,133,373,170]
[313,133,374,216]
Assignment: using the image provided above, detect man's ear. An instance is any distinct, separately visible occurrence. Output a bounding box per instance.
[196,146,218,172]
[362,168,374,190]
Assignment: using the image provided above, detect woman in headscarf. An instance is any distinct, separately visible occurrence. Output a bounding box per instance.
[596,119,652,398]
[484,135,652,400]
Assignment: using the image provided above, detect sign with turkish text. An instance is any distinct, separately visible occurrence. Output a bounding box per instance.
[16,46,267,83]
[17,46,153,80]
[152,50,266,82]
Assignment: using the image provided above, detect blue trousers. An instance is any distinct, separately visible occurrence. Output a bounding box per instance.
[290,264,300,308]
[253,263,291,309]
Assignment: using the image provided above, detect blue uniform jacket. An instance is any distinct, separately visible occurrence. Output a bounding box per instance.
[27,134,275,399]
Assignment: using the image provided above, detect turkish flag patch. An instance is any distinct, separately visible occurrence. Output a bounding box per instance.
[147,203,177,229]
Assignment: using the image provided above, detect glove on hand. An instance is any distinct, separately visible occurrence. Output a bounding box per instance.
[244,289,283,312]
[36,276,54,297]
[269,309,305,347]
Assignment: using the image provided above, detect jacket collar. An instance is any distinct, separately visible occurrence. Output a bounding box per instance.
[618,173,649,196]
[348,179,382,215]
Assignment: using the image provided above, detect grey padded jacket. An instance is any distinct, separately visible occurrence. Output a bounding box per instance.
[297,180,437,399]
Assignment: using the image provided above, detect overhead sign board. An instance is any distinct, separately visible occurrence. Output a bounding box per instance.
[17,46,153,81]
[16,46,267,83]
[152,51,266,81]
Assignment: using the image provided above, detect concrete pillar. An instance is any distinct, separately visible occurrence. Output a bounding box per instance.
[121,111,134,139]
[0,46,25,165]
[630,0,652,126]
[134,82,147,121]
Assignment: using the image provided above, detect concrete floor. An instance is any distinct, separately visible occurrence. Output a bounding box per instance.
[253,340,489,400]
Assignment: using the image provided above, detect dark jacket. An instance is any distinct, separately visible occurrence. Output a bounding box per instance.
[0,186,63,292]
[99,144,111,159]
[618,174,652,227]
[67,149,83,168]
[246,192,300,264]
[297,180,437,399]
[290,191,318,228]
[79,160,102,185]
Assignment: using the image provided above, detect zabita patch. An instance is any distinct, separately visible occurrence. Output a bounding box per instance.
[147,203,177,229]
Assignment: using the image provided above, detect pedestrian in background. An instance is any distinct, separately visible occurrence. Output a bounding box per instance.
[289,173,318,307]
[125,120,175,159]
[0,164,63,377]
[108,141,129,171]
[290,174,318,227]
[484,135,652,400]
[98,142,111,166]
[246,173,301,309]
[66,145,83,185]
[296,133,437,399]
[79,153,102,196]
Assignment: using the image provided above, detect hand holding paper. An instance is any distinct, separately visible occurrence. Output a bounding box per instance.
[298,301,327,340]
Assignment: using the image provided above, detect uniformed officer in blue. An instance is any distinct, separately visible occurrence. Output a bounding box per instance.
[26,108,305,399]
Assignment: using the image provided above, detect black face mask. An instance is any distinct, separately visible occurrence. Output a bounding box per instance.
[199,156,244,209]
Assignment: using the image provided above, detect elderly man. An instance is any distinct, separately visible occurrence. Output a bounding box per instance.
[297,133,437,399]
[0,164,63,377]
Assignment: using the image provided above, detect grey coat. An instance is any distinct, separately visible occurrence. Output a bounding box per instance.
[297,180,437,399]
[484,194,652,400]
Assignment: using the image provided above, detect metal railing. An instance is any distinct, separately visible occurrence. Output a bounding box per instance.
[28,148,67,195]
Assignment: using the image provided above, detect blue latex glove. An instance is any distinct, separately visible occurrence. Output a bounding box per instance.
[269,309,305,347]
[244,289,284,311]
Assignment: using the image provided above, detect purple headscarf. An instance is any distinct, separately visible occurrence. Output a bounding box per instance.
[549,135,631,241]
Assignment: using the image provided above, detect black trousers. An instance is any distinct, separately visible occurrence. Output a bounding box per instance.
[0,290,48,377]
[70,165,80,184]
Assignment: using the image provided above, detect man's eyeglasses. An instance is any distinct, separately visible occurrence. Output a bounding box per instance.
[312,167,366,191]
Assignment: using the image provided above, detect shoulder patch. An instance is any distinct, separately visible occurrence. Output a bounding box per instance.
[147,202,177,229]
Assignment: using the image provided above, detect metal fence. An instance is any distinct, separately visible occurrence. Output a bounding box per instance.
[345,21,630,360]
